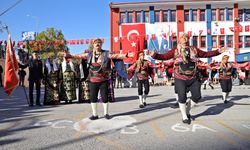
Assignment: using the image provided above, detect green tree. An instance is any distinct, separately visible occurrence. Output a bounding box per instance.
[26,27,68,60]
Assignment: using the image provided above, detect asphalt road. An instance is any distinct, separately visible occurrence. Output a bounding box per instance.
[0,84,250,150]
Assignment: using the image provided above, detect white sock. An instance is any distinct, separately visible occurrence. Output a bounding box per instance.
[91,103,98,116]
[179,103,188,120]
[139,95,143,105]
[226,92,230,101]
[175,93,179,103]
[222,92,227,101]
[143,94,147,103]
[186,100,191,115]
[103,103,109,115]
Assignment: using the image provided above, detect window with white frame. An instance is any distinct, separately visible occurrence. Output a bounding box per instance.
[155,11,160,22]
[136,12,141,23]
[163,10,168,22]
[219,35,225,47]
[201,36,206,47]
[246,36,250,47]
[120,12,126,23]
[228,35,233,48]
[128,12,133,23]
[193,36,198,46]
[212,36,217,48]
[219,9,224,21]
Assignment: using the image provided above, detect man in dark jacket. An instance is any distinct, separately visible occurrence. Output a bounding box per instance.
[28,51,43,106]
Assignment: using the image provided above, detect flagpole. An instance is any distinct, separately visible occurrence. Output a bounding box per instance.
[22,85,30,105]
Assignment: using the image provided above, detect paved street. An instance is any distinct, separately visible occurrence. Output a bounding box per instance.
[1,84,250,150]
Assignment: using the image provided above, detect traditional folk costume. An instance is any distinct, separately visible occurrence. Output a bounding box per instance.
[72,38,128,120]
[60,58,77,104]
[43,58,60,105]
[128,51,154,108]
[219,55,249,103]
[197,62,214,90]
[78,59,90,103]
[151,33,225,124]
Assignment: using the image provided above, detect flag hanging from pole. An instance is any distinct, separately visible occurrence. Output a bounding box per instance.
[4,33,19,96]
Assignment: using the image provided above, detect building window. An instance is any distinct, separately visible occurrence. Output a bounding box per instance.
[219,9,224,21]
[155,11,160,22]
[238,9,243,22]
[136,12,141,23]
[144,11,149,23]
[163,10,168,22]
[200,9,205,21]
[184,10,189,21]
[120,12,126,23]
[219,35,225,47]
[246,36,250,47]
[246,9,250,21]
[212,9,216,21]
[212,36,217,48]
[201,36,206,47]
[171,10,176,22]
[128,12,133,23]
[193,10,197,21]
[239,36,243,48]
[144,40,148,49]
[228,35,233,48]
[193,36,198,46]
[228,8,233,21]
[172,36,177,47]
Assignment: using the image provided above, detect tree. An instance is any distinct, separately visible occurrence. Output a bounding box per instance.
[25,28,68,60]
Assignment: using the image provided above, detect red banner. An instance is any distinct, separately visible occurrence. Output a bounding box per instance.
[220,28,225,34]
[245,25,249,32]
[4,34,19,95]
[121,24,145,64]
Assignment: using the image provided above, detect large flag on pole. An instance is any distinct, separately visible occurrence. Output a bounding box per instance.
[4,33,19,95]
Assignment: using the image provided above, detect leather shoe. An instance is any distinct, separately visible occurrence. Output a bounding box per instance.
[182,119,191,124]
[104,114,111,120]
[139,104,144,108]
[89,115,99,120]
[143,102,147,106]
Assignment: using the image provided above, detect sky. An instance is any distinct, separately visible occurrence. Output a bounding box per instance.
[0,0,147,54]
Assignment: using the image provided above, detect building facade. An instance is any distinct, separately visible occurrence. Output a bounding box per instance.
[110,0,250,63]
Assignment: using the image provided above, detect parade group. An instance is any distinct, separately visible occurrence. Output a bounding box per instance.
[10,33,250,124]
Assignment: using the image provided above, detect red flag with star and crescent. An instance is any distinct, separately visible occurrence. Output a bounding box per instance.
[4,33,19,95]
[121,24,145,64]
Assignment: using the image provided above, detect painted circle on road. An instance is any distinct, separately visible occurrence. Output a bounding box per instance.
[74,115,137,133]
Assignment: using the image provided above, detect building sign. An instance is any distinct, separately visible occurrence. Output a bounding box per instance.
[22,31,36,41]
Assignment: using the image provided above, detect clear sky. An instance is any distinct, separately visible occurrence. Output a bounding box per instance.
[0,0,146,54]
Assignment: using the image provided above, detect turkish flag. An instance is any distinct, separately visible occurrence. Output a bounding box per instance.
[245,25,249,32]
[121,24,145,64]
[187,31,192,37]
[220,28,225,34]
[4,34,19,95]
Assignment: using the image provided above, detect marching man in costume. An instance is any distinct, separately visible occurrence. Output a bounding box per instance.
[127,51,154,108]
[65,38,133,120]
[149,33,227,124]
[219,55,249,103]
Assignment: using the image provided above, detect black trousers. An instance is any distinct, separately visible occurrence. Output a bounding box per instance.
[220,79,232,92]
[175,78,201,104]
[29,80,41,105]
[89,81,108,103]
[138,79,150,95]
